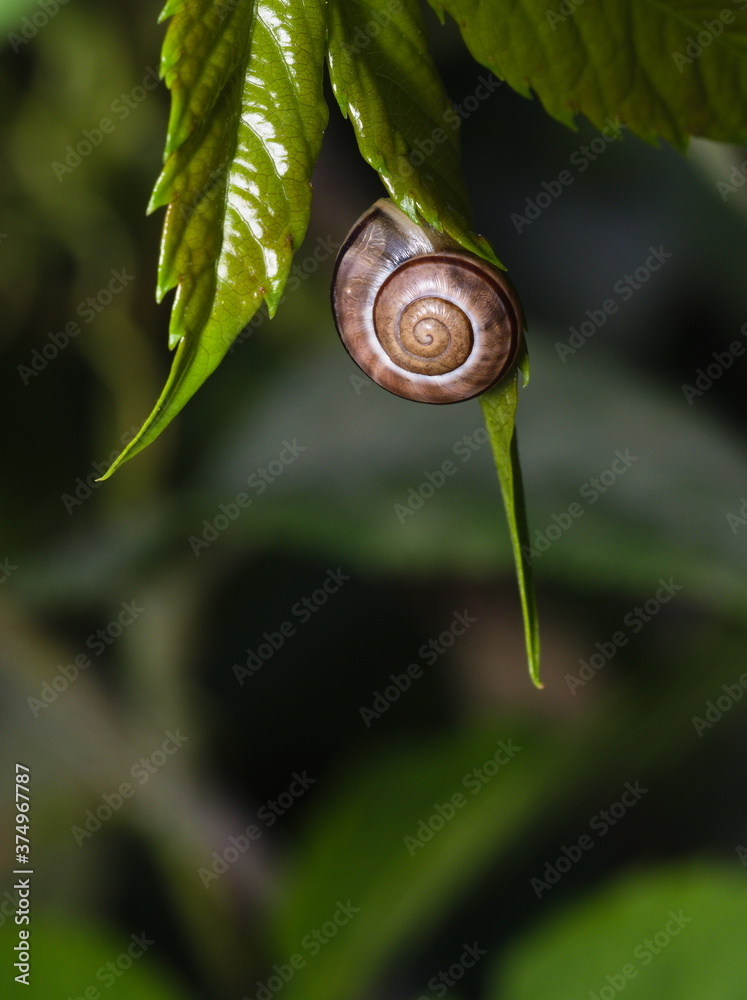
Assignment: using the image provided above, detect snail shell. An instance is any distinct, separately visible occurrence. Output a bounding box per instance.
[331,199,523,403]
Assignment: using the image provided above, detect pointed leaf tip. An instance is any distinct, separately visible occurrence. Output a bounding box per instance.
[480,364,541,687]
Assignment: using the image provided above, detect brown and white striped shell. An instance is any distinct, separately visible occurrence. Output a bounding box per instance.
[331,199,523,403]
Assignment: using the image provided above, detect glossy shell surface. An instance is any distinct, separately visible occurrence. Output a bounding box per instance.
[331,200,523,403]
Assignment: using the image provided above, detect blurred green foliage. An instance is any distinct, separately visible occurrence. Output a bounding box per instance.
[1,2,746,999]
[493,867,747,1000]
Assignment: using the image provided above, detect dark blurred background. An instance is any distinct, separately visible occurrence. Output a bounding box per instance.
[1,1,746,999]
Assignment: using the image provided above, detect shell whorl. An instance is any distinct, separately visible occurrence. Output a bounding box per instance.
[331,199,523,404]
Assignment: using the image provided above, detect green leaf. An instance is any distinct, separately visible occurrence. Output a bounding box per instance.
[1,0,49,37]
[327,3,537,678]
[480,346,541,687]
[271,722,584,1000]
[490,865,747,1000]
[326,0,499,263]
[100,0,328,478]
[428,0,747,147]
[4,914,189,1000]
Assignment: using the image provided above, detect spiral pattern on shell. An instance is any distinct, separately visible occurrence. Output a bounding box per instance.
[331,199,523,404]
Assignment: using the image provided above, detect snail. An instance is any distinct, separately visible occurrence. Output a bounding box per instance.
[331,199,524,403]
